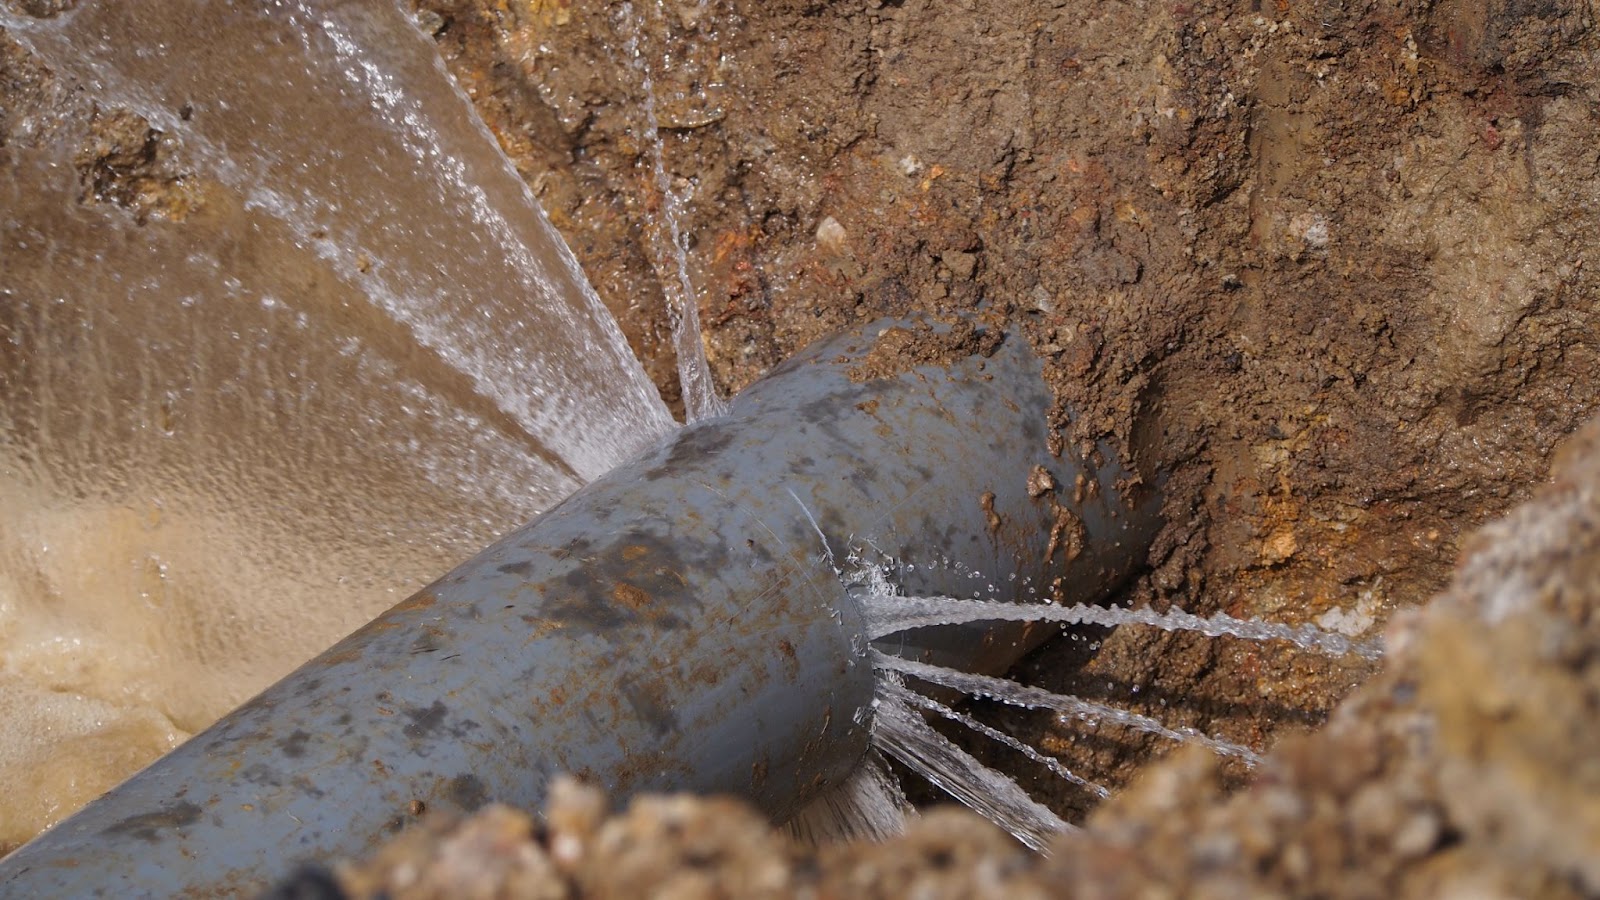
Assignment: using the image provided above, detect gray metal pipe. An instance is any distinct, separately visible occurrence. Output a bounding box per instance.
[0,318,1159,897]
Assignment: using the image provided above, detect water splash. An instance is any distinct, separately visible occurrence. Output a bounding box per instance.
[881,679,1110,800]
[786,749,911,845]
[872,680,1071,853]
[1,1,674,475]
[842,549,1353,849]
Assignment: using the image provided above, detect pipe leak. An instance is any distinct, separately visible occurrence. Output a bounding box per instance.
[0,317,1160,896]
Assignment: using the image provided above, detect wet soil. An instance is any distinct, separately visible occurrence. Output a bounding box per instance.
[415,0,1597,824]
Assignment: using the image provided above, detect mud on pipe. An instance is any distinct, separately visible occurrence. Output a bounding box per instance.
[0,317,1160,897]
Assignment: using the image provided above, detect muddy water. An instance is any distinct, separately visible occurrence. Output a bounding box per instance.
[0,1,672,851]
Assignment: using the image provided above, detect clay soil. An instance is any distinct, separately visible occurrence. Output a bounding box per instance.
[371,0,1599,895]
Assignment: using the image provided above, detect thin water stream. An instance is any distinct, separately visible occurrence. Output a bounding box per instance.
[616,0,726,421]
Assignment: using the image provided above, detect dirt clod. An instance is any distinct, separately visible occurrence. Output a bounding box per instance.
[845,319,1003,383]
[72,106,200,222]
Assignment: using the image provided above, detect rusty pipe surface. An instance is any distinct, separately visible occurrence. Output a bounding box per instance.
[0,318,1160,897]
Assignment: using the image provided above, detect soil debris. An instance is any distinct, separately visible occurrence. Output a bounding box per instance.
[845,319,1003,384]
[72,106,200,222]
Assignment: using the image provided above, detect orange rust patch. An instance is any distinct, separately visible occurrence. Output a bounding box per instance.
[519,617,564,645]
[319,648,365,667]
[621,544,650,561]
[686,661,720,686]
[612,582,651,610]
[777,639,799,680]
[392,591,438,613]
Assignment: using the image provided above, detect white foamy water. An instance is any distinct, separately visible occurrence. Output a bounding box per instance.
[786,749,911,845]
[0,0,674,849]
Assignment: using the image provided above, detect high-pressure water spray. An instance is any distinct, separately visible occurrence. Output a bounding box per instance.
[0,317,1161,896]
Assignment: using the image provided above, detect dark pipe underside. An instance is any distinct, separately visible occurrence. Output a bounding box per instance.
[0,318,1160,897]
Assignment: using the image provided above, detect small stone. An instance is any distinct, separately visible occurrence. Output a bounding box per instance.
[1281,842,1312,881]
[1288,211,1329,250]
[1030,284,1055,312]
[1346,783,1402,841]
[1191,830,1241,867]
[815,216,848,253]
[1258,785,1308,825]
[413,9,445,35]
[675,2,704,29]
[1390,811,1441,859]
[547,777,606,869]
[1261,528,1298,564]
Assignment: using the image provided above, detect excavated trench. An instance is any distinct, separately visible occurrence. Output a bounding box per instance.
[2,0,1598,895]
